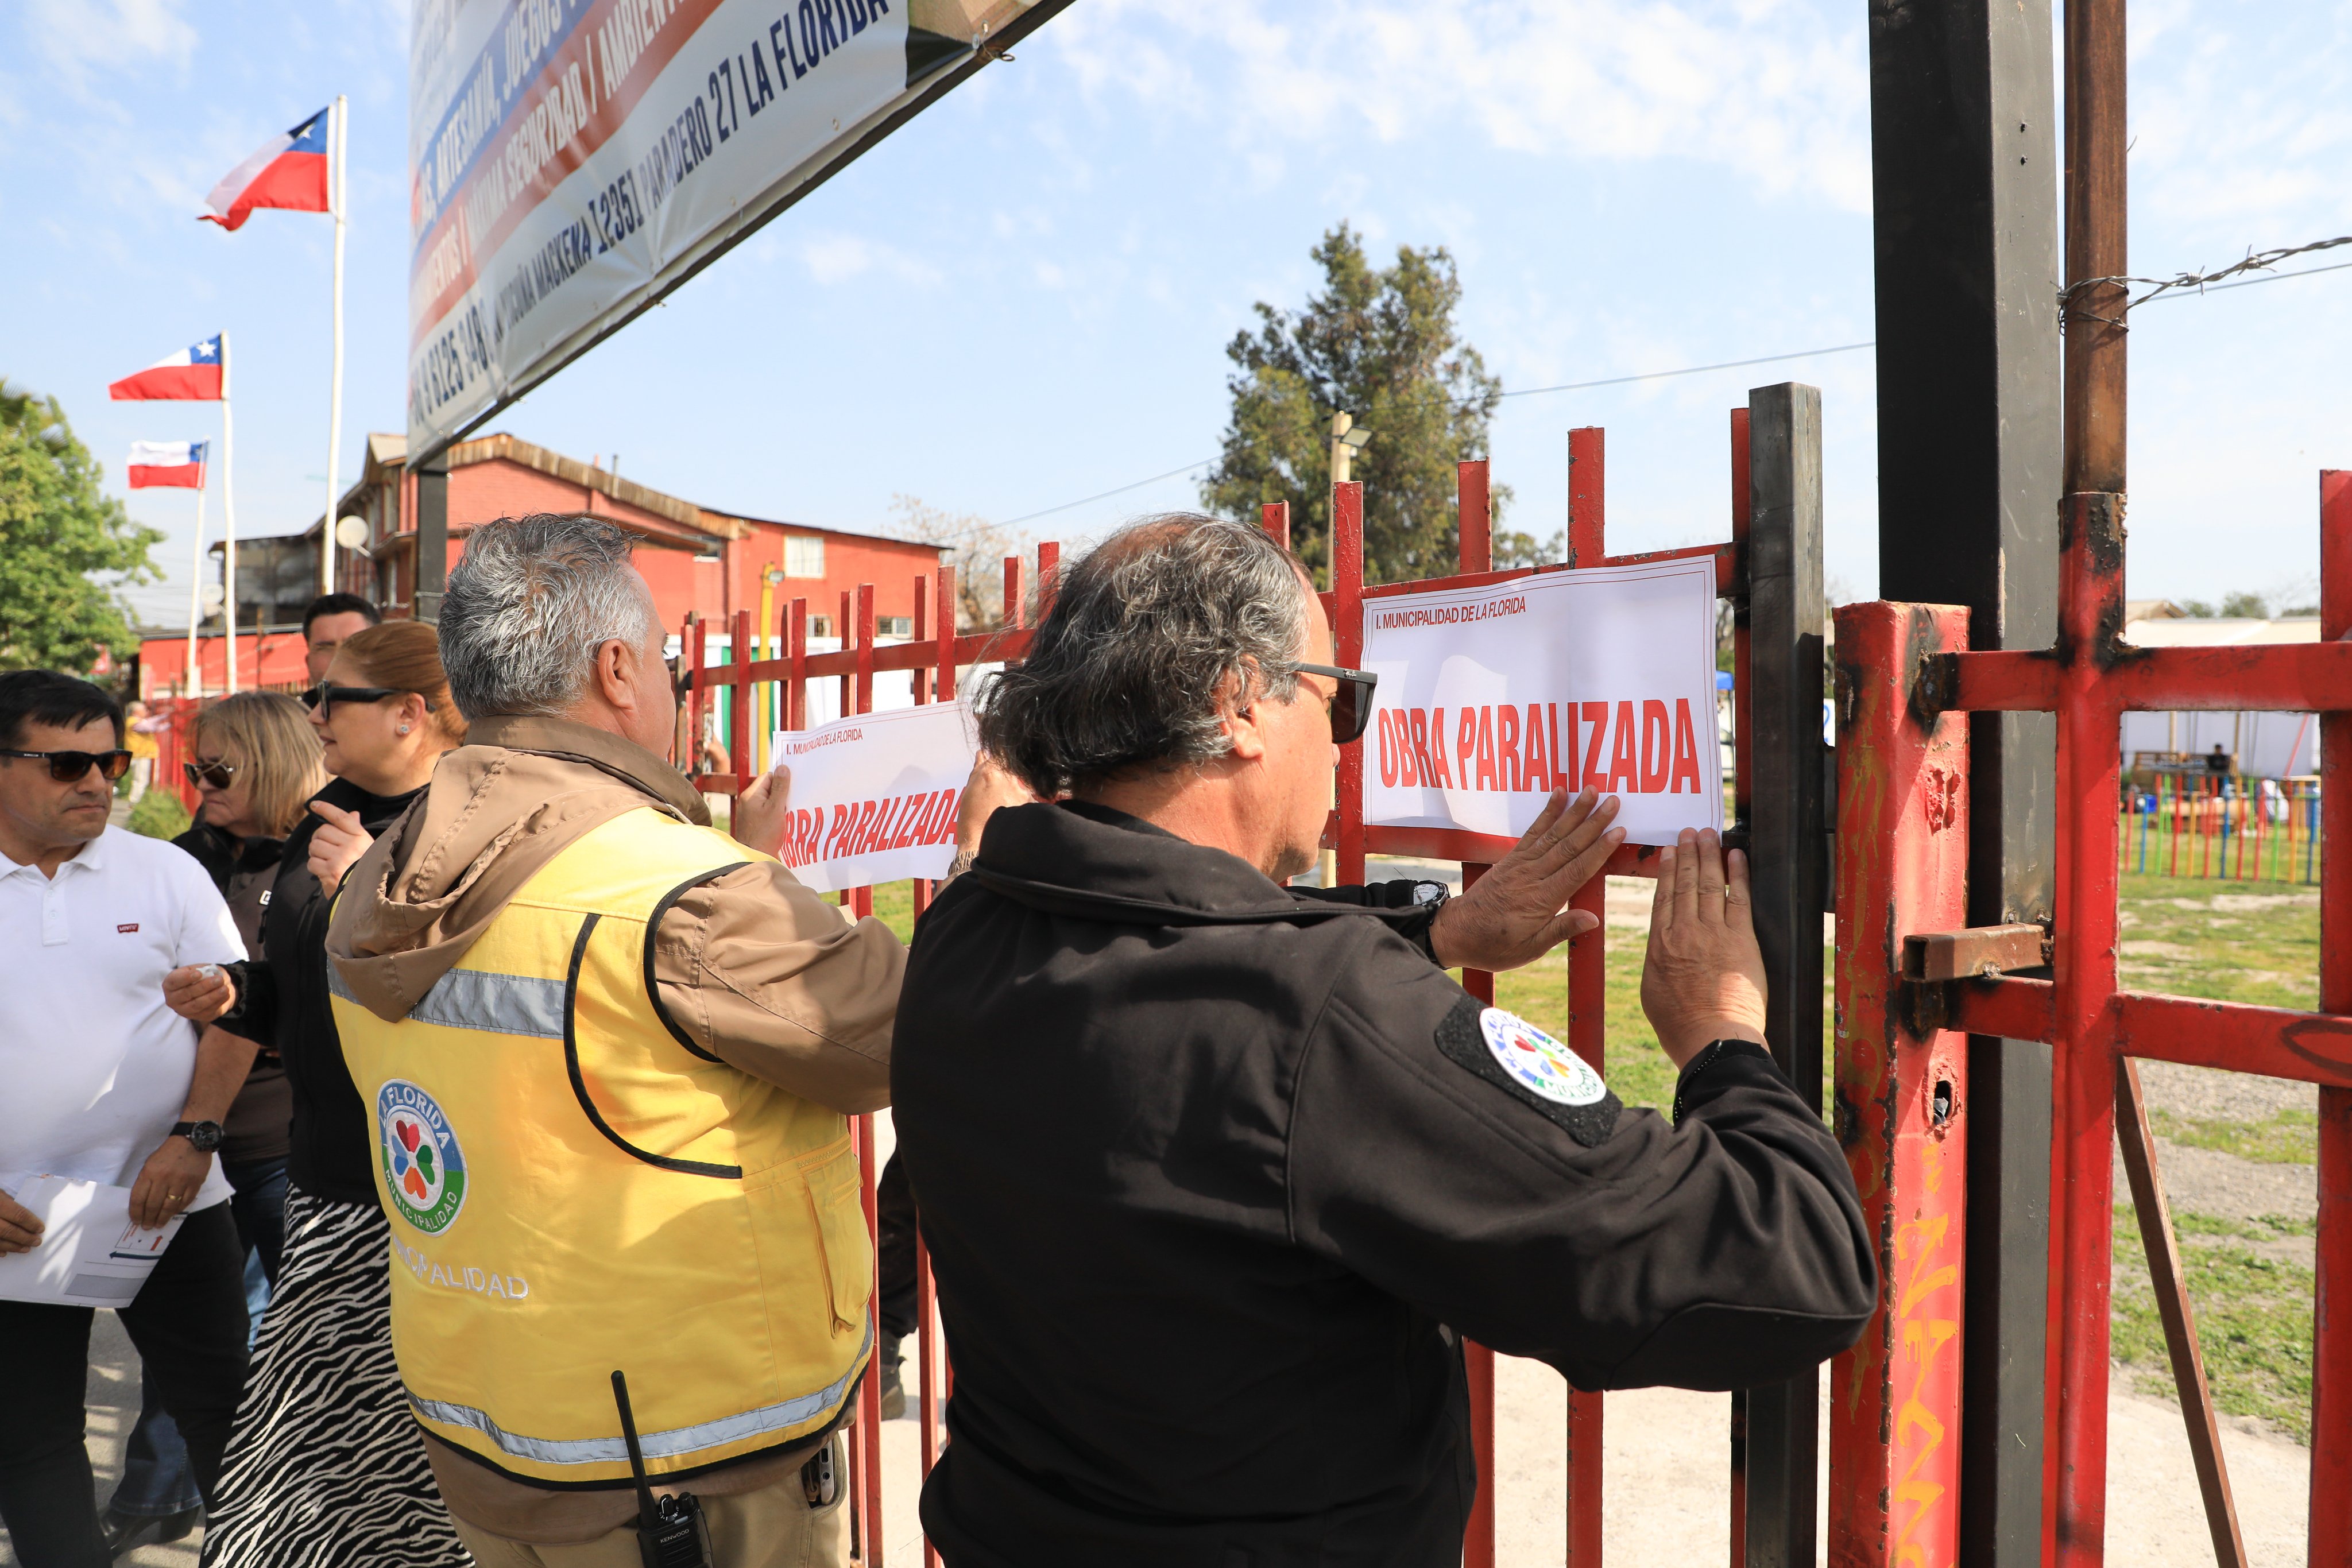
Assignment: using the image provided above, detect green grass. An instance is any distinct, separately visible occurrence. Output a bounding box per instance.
[2147,1106,2319,1165]
[2111,1204,2316,1441]
[2114,871,2319,1012]
[126,789,191,841]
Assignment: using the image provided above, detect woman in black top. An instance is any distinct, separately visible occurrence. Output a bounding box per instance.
[192,622,475,1568]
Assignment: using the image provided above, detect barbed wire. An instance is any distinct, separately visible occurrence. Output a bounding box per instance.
[2061,233,2352,328]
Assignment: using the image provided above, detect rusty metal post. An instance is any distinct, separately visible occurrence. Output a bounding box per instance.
[1262,500,1291,550]
[729,608,752,797]
[2314,467,2352,1562]
[1741,384,1829,1568]
[1828,601,1971,1568]
[2060,0,2127,498]
[1335,481,1367,886]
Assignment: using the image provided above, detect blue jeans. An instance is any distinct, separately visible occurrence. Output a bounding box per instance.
[105,1157,287,1522]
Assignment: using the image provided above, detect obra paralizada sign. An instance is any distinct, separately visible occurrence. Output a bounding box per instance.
[1361,557,1724,848]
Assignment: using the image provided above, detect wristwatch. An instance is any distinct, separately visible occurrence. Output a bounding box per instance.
[171,1120,225,1153]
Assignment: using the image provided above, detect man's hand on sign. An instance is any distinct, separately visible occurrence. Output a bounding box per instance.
[956,752,1039,862]
[163,963,237,1024]
[1428,788,1623,973]
[736,766,794,860]
[0,1187,44,1255]
[1638,828,1769,1068]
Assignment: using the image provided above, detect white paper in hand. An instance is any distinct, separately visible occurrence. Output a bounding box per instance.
[769,699,977,893]
[0,1175,184,1306]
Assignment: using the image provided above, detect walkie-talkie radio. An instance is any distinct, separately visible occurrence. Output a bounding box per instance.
[611,1370,713,1568]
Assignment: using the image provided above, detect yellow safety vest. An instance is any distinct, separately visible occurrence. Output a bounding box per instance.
[331,807,874,1488]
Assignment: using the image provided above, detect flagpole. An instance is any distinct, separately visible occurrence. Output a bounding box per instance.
[323,94,347,596]
[222,331,238,695]
[185,463,207,696]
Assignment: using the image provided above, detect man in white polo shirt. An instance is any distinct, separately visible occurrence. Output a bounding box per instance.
[0,671,255,1568]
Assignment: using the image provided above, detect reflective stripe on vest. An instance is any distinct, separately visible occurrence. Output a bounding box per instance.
[327,958,566,1039]
[407,1317,870,1469]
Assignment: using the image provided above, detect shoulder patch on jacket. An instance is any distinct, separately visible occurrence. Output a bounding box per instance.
[1434,996,1622,1147]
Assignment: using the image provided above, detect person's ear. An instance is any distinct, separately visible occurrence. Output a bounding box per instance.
[595,638,635,712]
[397,693,430,735]
[1223,668,1270,762]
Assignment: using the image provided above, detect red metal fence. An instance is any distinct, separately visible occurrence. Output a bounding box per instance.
[682,392,1833,1565]
[1840,473,2352,1565]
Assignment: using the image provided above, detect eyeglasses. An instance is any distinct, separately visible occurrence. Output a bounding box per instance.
[1,748,133,783]
[184,758,241,790]
[301,682,433,717]
[1292,662,1378,745]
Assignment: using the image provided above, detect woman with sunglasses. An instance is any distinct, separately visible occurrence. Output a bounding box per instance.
[190,621,475,1568]
[99,694,327,1554]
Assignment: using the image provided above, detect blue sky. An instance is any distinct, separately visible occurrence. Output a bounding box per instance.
[4,0,2348,629]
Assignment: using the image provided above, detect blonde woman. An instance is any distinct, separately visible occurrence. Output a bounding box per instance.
[185,622,474,1568]
[100,694,327,1556]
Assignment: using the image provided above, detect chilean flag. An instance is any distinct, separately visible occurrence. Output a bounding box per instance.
[127,441,208,490]
[200,109,330,231]
[110,336,224,401]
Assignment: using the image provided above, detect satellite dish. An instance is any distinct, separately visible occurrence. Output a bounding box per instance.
[199,585,226,615]
[335,514,370,549]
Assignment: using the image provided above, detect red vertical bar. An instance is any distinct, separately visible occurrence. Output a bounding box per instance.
[788,600,808,733]
[729,609,752,799]
[1452,491,1498,1568]
[855,584,876,721]
[2050,493,2126,1568]
[838,590,852,718]
[1335,480,1366,885]
[936,566,958,702]
[1827,602,1971,1568]
[1568,427,1606,566]
[913,575,930,706]
[1004,556,1024,631]
[1262,500,1291,549]
[1038,540,1061,620]
[1560,444,1606,1568]
[2312,467,2352,1562]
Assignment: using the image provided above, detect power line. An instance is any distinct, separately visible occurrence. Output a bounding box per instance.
[996,340,1878,529]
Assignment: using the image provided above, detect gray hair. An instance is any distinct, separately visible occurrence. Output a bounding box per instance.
[977,514,1310,796]
[438,513,657,718]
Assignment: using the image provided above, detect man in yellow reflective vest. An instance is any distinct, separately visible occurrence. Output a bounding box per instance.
[326,513,1009,1568]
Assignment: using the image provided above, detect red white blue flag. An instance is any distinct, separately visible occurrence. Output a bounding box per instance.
[126,441,208,490]
[109,335,224,401]
[200,109,329,231]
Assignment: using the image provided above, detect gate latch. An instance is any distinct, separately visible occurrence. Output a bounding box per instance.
[1897,924,2052,1035]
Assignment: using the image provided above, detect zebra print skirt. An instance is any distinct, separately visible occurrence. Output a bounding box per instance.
[199,1186,473,1567]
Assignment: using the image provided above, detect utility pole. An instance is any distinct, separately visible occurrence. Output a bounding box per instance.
[1867,0,2061,1561]
[1324,410,1368,892]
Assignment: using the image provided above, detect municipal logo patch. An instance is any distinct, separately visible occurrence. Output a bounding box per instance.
[378,1079,467,1234]
[1479,1008,1608,1107]
[1433,996,1623,1147]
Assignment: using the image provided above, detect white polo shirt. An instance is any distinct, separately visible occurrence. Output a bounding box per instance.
[0,826,245,1211]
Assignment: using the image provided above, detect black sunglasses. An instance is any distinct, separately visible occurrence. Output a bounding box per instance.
[184,758,241,790]
[301,682,433,717]
[2,748,133,783]
[1293,662,1378,745]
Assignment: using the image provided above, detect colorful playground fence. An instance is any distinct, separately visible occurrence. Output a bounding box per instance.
[2122,771,2322,884]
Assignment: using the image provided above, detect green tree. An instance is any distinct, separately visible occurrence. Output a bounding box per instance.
[0,382,161,673]
[1201,225,1510,587]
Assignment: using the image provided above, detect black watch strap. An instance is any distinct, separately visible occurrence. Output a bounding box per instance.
[1670,1039,1777,1125]
[171,1120,224,1152]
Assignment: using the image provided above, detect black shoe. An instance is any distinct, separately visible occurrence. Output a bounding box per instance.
[102,1505,201,1557]
[877,1334,907,1420]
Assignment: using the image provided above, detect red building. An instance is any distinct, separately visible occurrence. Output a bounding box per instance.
[140,432,943,699]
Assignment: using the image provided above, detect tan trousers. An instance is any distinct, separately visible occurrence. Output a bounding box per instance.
[450,1466,849,1568]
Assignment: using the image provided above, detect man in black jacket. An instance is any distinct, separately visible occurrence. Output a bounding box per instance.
[893,516,1876,1566]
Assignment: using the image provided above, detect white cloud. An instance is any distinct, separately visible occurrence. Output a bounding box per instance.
[1041,0,1872,211]
[25,0,196,92]
[799,233,944,287]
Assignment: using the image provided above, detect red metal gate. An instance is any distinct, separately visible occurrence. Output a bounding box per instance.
[1833,475,2352,1566]
[682,390,1831,1565]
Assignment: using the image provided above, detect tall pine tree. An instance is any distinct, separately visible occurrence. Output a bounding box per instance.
[1201,225,1513,587]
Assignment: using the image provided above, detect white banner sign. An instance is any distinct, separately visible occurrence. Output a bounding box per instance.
[769,699,974,892]
[1361,559,1724,848]
[409,0,937,454]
